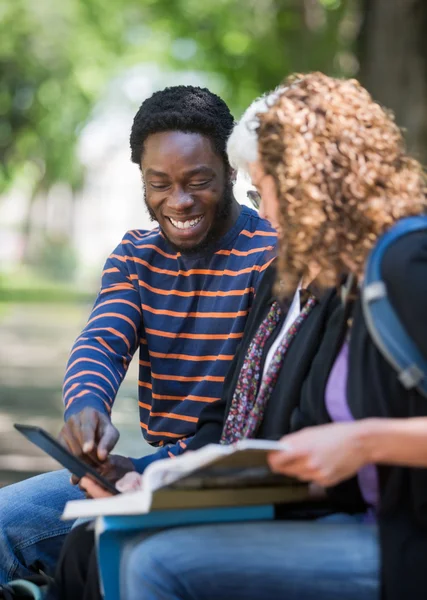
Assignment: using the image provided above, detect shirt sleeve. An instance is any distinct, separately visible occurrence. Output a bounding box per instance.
[129,437,193,474]
[381,229,427,360]
[63,236,142,420]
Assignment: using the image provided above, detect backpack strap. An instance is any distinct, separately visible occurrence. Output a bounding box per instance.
[0,580,45,600]
[362,216,427,398]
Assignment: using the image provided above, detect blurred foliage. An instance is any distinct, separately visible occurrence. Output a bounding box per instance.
[0,0,124,193]
[139,0,352,111]
[33,235,78,281]
[0,270,94,304]
[0,0,354,196]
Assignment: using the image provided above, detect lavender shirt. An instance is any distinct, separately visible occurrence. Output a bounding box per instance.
[325,340,379,516]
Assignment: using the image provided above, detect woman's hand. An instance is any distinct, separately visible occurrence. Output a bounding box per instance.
[79,477,113,499]
[268,422,370,487]
[80,471,143,499]
[116,471,143,492]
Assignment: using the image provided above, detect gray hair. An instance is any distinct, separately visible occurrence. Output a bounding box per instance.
[227,87,284,175]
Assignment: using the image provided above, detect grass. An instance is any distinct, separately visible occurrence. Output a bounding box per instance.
[0,270,96,304]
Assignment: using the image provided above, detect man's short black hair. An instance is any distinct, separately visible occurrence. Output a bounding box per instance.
[130,85,235,167]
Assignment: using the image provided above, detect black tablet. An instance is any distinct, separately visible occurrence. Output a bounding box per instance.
[14,424,119,495]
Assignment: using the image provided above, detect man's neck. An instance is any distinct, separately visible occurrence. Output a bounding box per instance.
[216,197,241,239]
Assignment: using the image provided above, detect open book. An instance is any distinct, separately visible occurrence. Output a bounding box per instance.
[62,439,309,520]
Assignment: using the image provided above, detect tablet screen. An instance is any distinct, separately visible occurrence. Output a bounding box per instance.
[14,424,119,495]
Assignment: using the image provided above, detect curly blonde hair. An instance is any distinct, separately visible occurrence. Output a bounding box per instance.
[257,72,427,296]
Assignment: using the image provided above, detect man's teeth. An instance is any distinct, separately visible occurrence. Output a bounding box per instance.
[169,216,204,230]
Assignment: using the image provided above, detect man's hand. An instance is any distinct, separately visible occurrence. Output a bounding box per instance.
[268,422,369,488]
[95,454,135,483]
[58,407,119,463]
[81,471,143,499]
[73,455,134,489]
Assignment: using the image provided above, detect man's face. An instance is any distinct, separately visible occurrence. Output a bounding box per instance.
[141,131,232,252]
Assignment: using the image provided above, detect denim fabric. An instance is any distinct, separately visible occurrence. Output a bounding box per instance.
[0,470,83,583]
[122,517,380,600]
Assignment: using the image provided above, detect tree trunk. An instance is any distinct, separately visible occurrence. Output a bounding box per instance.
[358,0,427,165]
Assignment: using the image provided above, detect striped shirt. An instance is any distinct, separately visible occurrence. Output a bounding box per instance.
[63,206,276,447]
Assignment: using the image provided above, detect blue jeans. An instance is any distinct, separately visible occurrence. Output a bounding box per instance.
[0,470,83,583]
[122,517,380,600]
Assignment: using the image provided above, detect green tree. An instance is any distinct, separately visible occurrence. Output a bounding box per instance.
[0,0,123,194]
[2,0,426,202]
[125,0,351,113]
[0,0,351,198]
[0,0,143,262]
[357,0,427,165]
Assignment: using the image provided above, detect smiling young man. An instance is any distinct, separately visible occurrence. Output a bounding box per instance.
[0,85,276,583]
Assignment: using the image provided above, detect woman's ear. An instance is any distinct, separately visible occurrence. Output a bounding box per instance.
[229,168,237,184]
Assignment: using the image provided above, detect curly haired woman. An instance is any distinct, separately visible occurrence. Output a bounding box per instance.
[116,73,427,600]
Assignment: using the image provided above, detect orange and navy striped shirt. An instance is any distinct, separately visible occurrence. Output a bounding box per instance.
[63,206,276,447]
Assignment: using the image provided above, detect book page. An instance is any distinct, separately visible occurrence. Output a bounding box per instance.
[62,445,233,520]
[62,487,152,520]
[62,440,291,519]
[142,444,234,492]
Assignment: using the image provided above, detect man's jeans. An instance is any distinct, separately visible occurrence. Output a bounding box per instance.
[122,517,380,600]
[0,470,83,583]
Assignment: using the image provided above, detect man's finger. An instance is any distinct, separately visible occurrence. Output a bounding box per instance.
[80,419,96,455]
[60,424,101,470]
[70,474,81,486]
[97,424,119,461]
[74,410,105,464]
[59,424,84,457]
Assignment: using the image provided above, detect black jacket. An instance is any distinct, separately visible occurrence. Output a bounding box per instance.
[189,230,427,600]
[187,263,340,449]
[295,230,427,600]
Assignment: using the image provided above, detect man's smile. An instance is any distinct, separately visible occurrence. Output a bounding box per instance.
[168,215,205,230]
